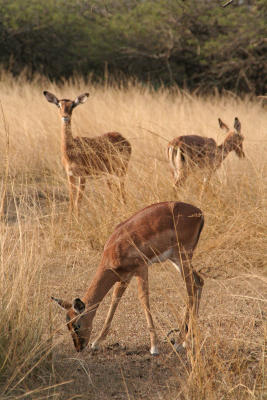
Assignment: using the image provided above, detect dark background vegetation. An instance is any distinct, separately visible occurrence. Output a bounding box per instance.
[0,0,266,94]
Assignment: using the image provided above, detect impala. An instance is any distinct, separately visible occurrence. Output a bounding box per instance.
[43,91,131,214]
[168,117,245,190]
[52,201,204,355]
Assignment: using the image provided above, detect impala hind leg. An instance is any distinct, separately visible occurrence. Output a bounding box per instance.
[173,168,188,190]
[199,171,212,201]
[107,176,127,204]
[119,178,127,204]
[170,256,204,347]
[135,266,159,355]
[91,278,132,350]
[180,269,204,339]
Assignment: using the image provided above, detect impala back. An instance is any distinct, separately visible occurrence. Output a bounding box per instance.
[168,135,217,170]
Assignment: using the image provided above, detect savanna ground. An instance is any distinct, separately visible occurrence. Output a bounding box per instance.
[0,73,266,399]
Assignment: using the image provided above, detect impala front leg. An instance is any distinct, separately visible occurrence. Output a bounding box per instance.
[67,175,77,215]
[91,278,132,350]
[75,176,86,214]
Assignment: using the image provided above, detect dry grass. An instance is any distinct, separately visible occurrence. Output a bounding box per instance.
[0,72,266,399]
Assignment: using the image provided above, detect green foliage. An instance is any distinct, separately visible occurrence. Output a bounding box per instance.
[0,0,266,93]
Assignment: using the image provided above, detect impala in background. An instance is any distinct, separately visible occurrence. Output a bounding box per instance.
[52,201,204,356]
[167,117,245,195]
[43,91,131,215]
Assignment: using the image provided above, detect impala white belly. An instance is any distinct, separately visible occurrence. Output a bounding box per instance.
[169,260,182,274]
[149,249,173,264]
[149,250,182,275]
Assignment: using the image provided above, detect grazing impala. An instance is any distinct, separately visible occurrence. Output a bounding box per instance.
[43,91,131,214]
[168,117,245,190]
[52,201,204,355]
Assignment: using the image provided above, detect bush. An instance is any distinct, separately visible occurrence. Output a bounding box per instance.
[0,1,266,94]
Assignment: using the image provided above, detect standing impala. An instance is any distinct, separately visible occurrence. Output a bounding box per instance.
[43,91,131,214]
[168,117,245,190]
[52,201,204,355]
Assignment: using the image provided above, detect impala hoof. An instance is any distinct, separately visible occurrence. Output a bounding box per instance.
[150,346,159,356]
[91,342,99,351]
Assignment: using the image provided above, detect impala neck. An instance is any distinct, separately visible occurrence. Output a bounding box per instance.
[82,267,118,317]
[217,139,232,164]
[61,118,74,153]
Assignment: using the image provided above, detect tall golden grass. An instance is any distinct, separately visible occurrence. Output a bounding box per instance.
[0,72,266,399]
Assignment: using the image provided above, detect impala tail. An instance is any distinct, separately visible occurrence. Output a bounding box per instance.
[168,143,185,171]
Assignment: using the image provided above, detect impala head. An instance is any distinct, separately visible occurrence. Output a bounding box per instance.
[43,91,89,123]
[218,117,245,158]
[52,296,92,352]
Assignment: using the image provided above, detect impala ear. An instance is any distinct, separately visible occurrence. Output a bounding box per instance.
[51,296,72,310]
[73,298,86,314]
[218,118,229,132]
[73,93,89,108]
[43,91,59,106]
[234,117,241,133]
